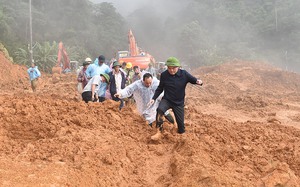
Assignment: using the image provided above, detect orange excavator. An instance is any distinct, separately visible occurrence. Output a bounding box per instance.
[52,41,71,74]
[116,29,156,69]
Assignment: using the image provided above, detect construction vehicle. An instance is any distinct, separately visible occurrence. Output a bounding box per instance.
[52,41,71,74]
[70,60,79,72]
[116,30,156,70]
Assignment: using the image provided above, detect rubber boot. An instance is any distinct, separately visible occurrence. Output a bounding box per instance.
[164,112,175,124]
[156,113,164,128]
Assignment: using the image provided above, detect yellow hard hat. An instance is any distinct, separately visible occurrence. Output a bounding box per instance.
[126,62,132,69]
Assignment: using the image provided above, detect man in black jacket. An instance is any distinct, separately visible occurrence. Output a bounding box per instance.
[148,57,203,140]
[109,61,126,109]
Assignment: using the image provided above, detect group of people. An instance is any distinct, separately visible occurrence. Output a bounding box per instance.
[27,55,203,139]
[77,55,203,139]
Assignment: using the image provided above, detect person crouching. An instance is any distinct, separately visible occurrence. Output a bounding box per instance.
[81,73,110,103]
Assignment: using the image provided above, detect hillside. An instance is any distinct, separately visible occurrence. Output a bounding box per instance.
[0,53,299,186]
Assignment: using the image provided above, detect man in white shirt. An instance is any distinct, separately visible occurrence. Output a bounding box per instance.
[82,73,110,103]
[114,73,174,126]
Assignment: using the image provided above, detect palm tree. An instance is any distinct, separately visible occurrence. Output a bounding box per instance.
[14,47,29,66]
[34,41,58,73]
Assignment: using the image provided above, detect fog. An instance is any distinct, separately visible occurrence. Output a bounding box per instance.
[2,0,299,72]
[90,0,300,72]
[91,0,194,62]
[91,0,190,17]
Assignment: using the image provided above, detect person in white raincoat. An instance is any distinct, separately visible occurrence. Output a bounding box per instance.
[114,72,174,126]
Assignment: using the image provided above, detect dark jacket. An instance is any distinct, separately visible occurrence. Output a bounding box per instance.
[152,69,197,106]
[109,71,126,101]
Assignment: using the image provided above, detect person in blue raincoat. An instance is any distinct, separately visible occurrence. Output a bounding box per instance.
[27,63,41,92]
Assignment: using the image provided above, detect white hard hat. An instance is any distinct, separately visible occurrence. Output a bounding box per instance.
[85,57,92,62]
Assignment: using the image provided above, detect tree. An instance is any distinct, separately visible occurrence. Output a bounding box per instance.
[33,41,57,73]
[14,47,29,66]
[92,2,127,58]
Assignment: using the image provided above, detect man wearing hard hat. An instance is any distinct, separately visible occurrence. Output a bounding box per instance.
[125,62,134,85]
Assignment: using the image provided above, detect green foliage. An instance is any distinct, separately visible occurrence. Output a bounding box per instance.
[92,2,127,57]
[14,47,29,65]
[165,0,300,70]
[33,41,58,73]
[1,0,300,71]
[13,41,93,73]
[0,5,10,38]
[0,0,127,65]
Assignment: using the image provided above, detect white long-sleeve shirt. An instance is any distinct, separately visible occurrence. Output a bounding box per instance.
[82,75,102,93]
[119,77,163,123]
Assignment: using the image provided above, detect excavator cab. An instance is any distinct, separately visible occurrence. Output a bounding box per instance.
[116,51,129,59]
[70,61,79,72]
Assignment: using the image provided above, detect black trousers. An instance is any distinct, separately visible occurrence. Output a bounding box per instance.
[112,97,124,110]
[82,91,97,103]
[157,99,185,134]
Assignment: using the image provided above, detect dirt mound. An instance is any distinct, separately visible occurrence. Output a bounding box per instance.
[0,55,300,186]
[188,60,300,126]
[0,51,29,92]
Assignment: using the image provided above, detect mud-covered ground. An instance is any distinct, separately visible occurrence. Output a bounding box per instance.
[0,52,300,186]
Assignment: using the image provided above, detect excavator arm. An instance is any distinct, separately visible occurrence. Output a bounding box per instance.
[117,29,156,70]
[128,29,139,56]
[52,41,70,74]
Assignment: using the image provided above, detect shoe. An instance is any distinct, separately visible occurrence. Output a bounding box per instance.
[156,113,164,128]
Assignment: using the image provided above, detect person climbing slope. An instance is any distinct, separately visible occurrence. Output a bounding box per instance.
[115,73,174,126]
[148,57,203,140]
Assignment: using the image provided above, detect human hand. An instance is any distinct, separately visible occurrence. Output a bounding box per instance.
[114,93,121,98]
[197,79,203,86]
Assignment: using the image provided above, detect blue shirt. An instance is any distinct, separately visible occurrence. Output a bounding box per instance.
[85,62,111,78]
[152,69,197,106]
[85,62,111,97]
[27,66,41,81]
